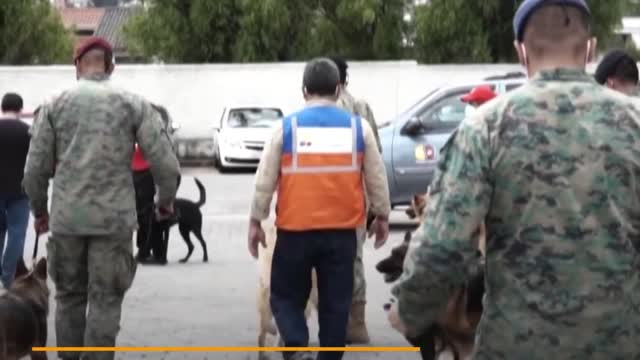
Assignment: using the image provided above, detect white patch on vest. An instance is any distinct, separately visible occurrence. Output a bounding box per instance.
[296,127,353,154]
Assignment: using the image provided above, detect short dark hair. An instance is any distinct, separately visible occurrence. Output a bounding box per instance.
[595,50,639,85]
[303,58,340,97]
[1,93,23,113]
[610,56,639,85]
[328,55,348,84]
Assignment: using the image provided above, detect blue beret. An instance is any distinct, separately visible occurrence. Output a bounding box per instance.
[513,0,591,42]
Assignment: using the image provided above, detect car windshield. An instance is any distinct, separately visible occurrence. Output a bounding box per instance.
[227,108,283,128]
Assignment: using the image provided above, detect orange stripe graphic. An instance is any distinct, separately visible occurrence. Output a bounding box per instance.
[32,346,420,352]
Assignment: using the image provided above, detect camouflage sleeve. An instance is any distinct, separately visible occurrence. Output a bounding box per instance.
[22,104,56,217]
[135,100,181,207]
[391,114,492,335]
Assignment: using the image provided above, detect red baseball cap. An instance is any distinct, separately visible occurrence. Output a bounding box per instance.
[461,85,497,104]
[74,36,113,64]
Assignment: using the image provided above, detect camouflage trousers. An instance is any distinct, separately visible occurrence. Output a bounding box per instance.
[47,231,137,360]
[352,226,366,302]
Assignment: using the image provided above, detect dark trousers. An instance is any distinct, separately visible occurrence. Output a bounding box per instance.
[133,169,162,259]
[270,229,357,360]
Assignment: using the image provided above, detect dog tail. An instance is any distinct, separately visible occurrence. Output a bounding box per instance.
[194,178,206,208]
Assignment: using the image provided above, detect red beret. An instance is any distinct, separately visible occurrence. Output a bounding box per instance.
[74,36,113,63]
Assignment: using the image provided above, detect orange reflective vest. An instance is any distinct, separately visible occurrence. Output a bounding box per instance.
[275,105,366,231]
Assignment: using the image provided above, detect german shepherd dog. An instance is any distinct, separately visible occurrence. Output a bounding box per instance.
[377,191,485,360]
[154,177,209,263]
[256,220,318,360]
[0,258,49,360]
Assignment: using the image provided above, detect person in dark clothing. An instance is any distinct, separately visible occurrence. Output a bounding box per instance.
[594,49,639,95]
[132,143,164,264]
[0,93,31,288]
[133,104,180,265]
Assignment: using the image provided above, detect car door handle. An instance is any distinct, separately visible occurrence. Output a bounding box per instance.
[396,169,407,175]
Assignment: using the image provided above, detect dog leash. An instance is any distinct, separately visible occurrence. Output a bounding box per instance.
[32,232,40,260]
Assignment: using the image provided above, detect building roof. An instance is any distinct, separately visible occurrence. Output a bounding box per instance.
[58,7,105,31]
[94,7,140,51]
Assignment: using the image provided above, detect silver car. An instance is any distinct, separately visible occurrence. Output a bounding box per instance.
[380,72,526,207]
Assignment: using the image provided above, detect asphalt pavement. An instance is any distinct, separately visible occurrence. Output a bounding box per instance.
[21,167,453,360]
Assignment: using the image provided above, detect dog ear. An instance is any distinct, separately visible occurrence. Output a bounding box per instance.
[34,258,48,280]
[15,257,29,279]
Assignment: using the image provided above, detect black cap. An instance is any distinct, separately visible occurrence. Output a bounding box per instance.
[594,50,636,85]
[513,0,591,42]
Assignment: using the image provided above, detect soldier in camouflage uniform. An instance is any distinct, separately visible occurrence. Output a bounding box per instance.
[388,1,640,358]
[23,37,180,360]
[329,56,382,344]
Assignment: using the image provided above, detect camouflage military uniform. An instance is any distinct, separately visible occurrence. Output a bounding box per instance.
[336,87,382,343]
[23,73,180,360]
[392,68,640,359]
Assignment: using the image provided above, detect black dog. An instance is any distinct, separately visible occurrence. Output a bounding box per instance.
[377,231,485,360]
[153,177,209,264]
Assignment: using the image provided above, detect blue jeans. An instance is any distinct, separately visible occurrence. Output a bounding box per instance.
[0,195,30,288]
[271,229,357,360]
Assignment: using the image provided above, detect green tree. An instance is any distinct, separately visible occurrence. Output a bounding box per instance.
[125,0,411,62]
[414,0,491,63]
[415,0,629,64]
[233,0,312,62]
[302,0,408,60]
[124,0,242,63]
[0,0,73,65]
[626,0,640,15]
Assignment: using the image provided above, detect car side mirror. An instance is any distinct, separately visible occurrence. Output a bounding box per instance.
[402,117,423,136]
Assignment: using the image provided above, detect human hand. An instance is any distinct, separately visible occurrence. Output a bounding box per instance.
[370,216,389,249]
[248,220,266,259]
[34,214,49,235]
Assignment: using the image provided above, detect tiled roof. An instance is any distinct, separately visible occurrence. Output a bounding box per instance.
[59,7,105,30]
[94,7,140,50]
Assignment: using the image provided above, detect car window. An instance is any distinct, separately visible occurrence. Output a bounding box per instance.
[416,89,472,130]
[227,108,283,128]
[398,88,440,119]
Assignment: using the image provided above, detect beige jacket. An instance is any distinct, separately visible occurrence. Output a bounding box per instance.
[337,88,381,153]
[250,102,391,224]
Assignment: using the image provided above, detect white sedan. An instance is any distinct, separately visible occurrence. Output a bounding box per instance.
[212,105,284,171]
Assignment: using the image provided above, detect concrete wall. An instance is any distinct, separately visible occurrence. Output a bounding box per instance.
[0,61,597,159]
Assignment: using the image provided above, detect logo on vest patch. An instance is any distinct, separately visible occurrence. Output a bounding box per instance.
[296,127,353,154]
